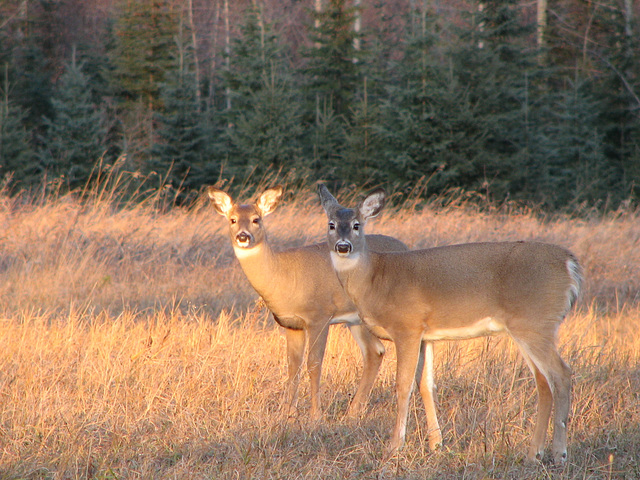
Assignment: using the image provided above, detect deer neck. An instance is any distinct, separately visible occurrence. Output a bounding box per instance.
[330,244,375,299]
[233,240,280,296]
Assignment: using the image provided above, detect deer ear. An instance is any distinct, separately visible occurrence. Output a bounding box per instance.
[256,185,284,216]
[317,183,340,212]
[359,188,386,220]
[207,187,234,217]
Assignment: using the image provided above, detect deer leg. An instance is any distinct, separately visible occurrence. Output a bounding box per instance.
[346,323,385,418]
[306,321,330,421]
[549,353,572,465]
[387,333,422,456]
[515,336,572,464]
[530,364,553,461]
[416,340,443,451]
[283,325,306,418]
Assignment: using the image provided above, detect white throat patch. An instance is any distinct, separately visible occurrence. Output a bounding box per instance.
[233,244,263,260]
[330,251,361,272]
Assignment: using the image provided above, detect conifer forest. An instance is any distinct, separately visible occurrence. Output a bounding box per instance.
[1,0,639,210]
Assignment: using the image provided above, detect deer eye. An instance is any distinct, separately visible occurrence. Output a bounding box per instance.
[353,222,360,231]
[230,218,237,225]
[328,222,336,231]
[252,217,260,224]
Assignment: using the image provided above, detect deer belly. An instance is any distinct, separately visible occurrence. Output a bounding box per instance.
[329,311,360,325]
[423,317,506,341]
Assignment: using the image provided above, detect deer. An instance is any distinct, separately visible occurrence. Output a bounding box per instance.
[317,184,583,465]
[208,185,409,421]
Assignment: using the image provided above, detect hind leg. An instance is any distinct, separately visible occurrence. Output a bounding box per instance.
[415,341,442,451]
[346,324,385,417]
[549,355,572,464]
[515,337,572,464]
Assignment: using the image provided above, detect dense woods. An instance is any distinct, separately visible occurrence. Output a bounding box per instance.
[1,0,639,210]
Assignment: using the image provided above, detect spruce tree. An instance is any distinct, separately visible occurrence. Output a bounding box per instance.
[108,0,177,110]
[107,0,179,170]
[303,0,361,120]
[443,0,536,199]
[519,78,610,209]
[380,5,466,191]
[40,57,107,190]
[221,7,303,179]
[342,79,386,185]
[225,71,304,178]
[151,36,211,195]
[0,68,37,186]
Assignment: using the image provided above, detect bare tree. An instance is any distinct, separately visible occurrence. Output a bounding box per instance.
[188,0,201,111]
[537,0,547,63]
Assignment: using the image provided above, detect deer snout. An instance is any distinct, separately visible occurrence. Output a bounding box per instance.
[335,241,352,255]
[235,231,253,247]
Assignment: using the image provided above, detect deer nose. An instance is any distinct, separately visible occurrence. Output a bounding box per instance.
[335,241,352,255]
[236,232,252,245]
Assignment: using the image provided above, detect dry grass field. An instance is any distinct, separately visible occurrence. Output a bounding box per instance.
[0,176,639,479]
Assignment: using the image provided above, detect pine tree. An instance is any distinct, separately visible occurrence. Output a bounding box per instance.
[40,57,107,190]
[0,67,37,186]
[593,2,640,204]
[107,0,179,170]
[442,0,537,199]
[519,78,611,209]
[221,7,303,179]
[151,35,212,195]
[342,78,386,185]
[380,5,466,191]
[303,0,362,120]
[108,0,177,110]
[226,70,304,178]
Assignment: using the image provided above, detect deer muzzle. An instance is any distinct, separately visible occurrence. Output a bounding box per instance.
[335,241,353,255]
[235,231,252,247]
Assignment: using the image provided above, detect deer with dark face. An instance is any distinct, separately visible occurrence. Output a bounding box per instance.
[318,184,582,464]
[208,186,408,420]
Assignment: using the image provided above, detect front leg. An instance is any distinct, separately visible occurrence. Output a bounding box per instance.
[281,322,306,418]
[306,320,330,421]
[387,332,423,456]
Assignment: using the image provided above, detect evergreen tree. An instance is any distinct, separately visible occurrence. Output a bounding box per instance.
[0,69,37,186]
[442,0,536,199]
[519,78,611,209]
[303,0,361,120]
[107,0,179,170]
[594,2,640,203]
[225,71,304,178]
[108,0,177,110]
[380,5,468,191]
[151,36,212,194]
[40,57,107,190]
[221,7,303,178]
[342,79,387,185]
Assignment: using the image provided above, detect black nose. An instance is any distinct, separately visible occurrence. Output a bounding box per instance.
[237,232,250,243]
[336,242,352,254]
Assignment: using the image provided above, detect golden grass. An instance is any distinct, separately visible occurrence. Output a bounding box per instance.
[0,181,639,479]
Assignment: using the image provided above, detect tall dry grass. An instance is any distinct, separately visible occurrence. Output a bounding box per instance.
[0,176,639,479]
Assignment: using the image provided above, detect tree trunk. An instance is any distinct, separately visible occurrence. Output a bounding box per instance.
[354,0,361,55]
[188,0,201,112]
[537,0,547,64]
[224,0,231,111]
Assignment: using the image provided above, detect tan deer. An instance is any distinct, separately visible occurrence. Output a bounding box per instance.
[317,184,582,464]
[208,186,408,420]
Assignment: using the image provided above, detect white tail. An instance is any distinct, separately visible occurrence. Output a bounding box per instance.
[208,186,408,420]
[318,184,582,464]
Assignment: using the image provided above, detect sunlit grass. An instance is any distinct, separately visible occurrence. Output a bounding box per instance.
[0,174,638,479]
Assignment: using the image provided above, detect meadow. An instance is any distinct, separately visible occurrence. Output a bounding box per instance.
[0,177,639,479]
